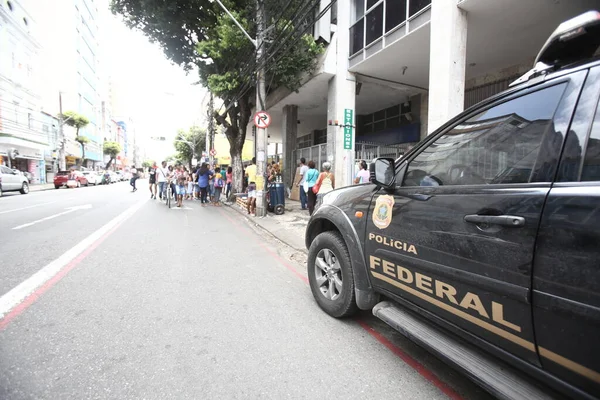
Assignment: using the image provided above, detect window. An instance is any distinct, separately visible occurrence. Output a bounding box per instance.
[365,3,383,46]
[6,1,13,11]
[354,0,365,22]
[367,0,379,9]
[403,84,567,187]
[350,19,364,55]
[408,0,430,17]
[385,0,407,32]
[581,96,600,181]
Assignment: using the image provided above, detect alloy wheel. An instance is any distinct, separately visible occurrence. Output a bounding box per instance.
[314,248,343,301]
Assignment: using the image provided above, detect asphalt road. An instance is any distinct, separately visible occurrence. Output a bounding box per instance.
[0,180,492,399]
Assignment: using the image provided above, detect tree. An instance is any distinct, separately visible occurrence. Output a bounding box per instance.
[142,160,155,169]
[111,0,324,196]
[103,141,122,170]
[174,126,206,169]
[62,111,90,166]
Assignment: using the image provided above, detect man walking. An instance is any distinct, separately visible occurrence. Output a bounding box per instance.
[245,157,257,216]
[157,161,169,200]
[130,166,139,192]
[148,162,157,199]
[297,157,308,210]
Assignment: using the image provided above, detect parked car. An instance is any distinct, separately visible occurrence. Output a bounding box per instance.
[82,171,99,185]
[109,171,118,183]
[12,169,33,183]
[54,171,89,189]
[115,171,124,181]
[305,12,600,400]
[0,165,29,196]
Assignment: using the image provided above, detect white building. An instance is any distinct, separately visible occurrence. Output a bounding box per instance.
[32,0,108,168]
[0,0,47,182]
[263,0,599,188]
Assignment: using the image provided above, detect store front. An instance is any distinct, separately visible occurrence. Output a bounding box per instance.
[0,135,47,184]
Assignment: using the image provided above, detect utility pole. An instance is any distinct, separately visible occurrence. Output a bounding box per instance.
[58,92,66,171]
[208,92,215,165]
[254,0,268,217]
[212,0,267,216]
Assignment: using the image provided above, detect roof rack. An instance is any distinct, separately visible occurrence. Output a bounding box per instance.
[510,10,600,87]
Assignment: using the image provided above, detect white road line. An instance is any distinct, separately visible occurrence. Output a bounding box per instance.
[0,199,147,319]
[0,201,58,215]
[12,204,93,230]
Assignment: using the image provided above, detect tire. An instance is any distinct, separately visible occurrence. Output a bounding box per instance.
[20,182,29,194]
[55,185,60,189]
[307,231,358,318]
[76,181,81,188]
[0,185,3,197]
[274,204,285,215]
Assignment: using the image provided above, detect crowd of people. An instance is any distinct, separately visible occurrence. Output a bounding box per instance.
[146,161,233,208]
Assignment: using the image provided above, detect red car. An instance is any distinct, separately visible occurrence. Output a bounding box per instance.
[54,171,89,189]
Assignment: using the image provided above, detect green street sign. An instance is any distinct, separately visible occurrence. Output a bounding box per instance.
[343,108,353,150]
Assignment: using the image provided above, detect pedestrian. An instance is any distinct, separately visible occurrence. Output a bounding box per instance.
[208,164,217,203]
[213,172,224,206]
[245,157,258,216]
[225,166,233,199]
[130,166,139,192]
[354,160,370,184]
[305,160,319,216]
[315,162,335,199]
[297,157,308,210]
[148,162,157,198]
[175,165,187,207]
[186,173,194,200]
[156,161,169,200]
[197,163,212,205]
[168,165,176,199]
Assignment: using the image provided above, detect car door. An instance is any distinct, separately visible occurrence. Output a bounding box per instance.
[532,66,600,396]
[1,166,17,190]
[365,71,586,365]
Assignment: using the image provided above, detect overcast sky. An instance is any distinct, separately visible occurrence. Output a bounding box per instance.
[104,12,207,160]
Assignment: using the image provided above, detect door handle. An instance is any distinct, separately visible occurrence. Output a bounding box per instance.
[464,214,525,227]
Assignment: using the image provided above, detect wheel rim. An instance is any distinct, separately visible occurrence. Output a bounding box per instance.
[23,183,29,193]
[314,248,343,301]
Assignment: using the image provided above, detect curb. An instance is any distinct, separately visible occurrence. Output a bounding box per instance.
[224,202,308,255]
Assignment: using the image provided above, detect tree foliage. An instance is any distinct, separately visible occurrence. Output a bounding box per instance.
[62,111,91,165]
[103,141,122,170]
[111,0,324,194]
[142,160,154,169]
[174,126,207,169]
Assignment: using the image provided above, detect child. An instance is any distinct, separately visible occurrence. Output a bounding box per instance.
[213,172,224,206]
[186,174,193,200]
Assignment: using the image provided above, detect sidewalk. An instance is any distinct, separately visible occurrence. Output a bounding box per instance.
[29,183,55,192]
[226,198,309,254]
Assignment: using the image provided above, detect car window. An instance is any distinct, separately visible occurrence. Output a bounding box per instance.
[403,83,567,187]
[581,94,600,181]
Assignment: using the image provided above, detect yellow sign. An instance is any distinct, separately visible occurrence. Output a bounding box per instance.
[372,195,394,229]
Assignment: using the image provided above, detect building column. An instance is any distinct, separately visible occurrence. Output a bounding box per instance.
[327,0,356,187]
[281,104,298,189]
[427,0,468,134]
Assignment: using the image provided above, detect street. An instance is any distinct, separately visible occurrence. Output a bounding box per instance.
[0,181,491,400]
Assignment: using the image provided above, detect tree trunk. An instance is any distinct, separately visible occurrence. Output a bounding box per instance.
[106,157,114,170]
[80,143,86,168]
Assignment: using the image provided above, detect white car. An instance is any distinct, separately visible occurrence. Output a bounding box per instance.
[0,165,29,196]
[82,171,99,185]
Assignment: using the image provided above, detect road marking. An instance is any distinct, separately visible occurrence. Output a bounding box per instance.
[12,204,93,230]
[0,199,147,327]
[0,201,58,215]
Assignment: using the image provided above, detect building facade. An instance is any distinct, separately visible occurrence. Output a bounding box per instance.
[263,0,598,189]
[0,0,47,182]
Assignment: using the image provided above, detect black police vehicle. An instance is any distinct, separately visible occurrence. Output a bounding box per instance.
[305,11,600,400]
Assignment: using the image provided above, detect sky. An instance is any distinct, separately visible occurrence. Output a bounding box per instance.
[104,11,208,160]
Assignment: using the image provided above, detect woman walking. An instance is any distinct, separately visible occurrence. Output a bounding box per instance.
[197,163,213,205]
[305,160,320,216]
[175,165,187,207]
[315,162,335,198]
[186,172,194,200]
[225,166,233,199]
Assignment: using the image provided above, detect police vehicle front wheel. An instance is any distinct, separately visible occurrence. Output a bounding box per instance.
[308,231,358,318]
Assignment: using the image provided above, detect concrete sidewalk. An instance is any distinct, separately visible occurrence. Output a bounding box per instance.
[226,198,309,254]
[29,183,55,192]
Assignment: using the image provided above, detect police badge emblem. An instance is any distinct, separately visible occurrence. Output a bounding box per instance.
[372,195,395,229]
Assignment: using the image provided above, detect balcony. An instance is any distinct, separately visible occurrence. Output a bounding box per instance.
[349,0,431,66]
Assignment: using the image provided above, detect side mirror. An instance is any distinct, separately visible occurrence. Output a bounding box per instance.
[370,158,396,189]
